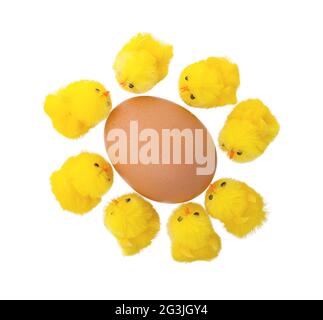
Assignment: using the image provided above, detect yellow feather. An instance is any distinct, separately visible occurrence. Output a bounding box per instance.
[50,152,113,215]
[178,57,240,108]
[104,194,160,256]
[205,179,266,238]
[168,203,221,263]
[219,99,280,162]
[44,80,112,139]
[113,33,173,93]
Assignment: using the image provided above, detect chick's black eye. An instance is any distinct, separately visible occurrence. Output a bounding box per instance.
[129,83,134,89]
[94,163,100,167]
[190,94,196,100]
[193,212,200,216]
[177,216,183,222]
[95,88,100,93]
[185,76,189,81]
[209,194,213,200]
[220,182,227,187]
[125,198,131,203]
[237,151,243,156]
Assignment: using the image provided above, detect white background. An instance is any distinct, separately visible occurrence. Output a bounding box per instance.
[0,0,322,300]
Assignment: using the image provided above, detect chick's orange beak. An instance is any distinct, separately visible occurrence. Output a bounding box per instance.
[120,82,126,87]
[184,207,190,216]
[180,86,189,92]
[112,199,119,205]
[209,183,216,192]
[102,165,110,173]
[103,91,110,97]
[228,150,235,159]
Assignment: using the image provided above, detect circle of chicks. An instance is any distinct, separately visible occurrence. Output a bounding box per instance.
[45,33,280,263]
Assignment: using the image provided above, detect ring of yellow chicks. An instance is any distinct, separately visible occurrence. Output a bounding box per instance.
[45,32,279,263]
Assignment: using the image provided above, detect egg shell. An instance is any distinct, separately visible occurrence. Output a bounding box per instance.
[104,96,217,203]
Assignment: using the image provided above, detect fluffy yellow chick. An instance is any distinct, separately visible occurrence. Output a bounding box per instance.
[205,179,266,238]
[179,57,240,108]
[219,99,280,163]
[44,80,112,139]
[168,203,221,263]
[51,152,113,214]
[113,33,173,93]
[104,193,160,256]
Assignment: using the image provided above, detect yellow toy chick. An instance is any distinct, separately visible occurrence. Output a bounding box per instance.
[44,80,112,139]
[219,99,280,162]
[168,203,221,263]
[104,193,160,256]
[179,57,240,108]
[113,33,173,94]
[51,152,113,214]
[205,179,266,238]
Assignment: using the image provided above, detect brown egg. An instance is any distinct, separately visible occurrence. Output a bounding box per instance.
[104,96,217,203]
